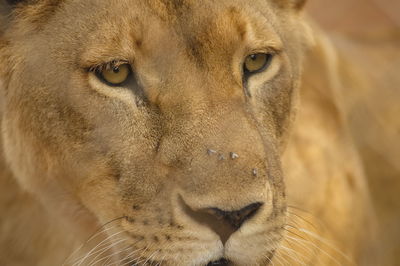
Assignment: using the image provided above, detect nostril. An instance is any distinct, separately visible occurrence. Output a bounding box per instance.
[208,202,263,229]
[179,197,263,244]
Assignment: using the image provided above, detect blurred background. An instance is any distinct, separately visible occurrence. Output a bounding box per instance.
[306,1,400,265]
[307,0,400,33]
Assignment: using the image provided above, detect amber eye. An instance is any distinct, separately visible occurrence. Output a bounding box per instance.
[244,53,273,75]
[100,64,131,86]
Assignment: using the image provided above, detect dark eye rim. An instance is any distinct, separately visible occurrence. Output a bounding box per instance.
[91,61,133,87]
[243,53,274,78]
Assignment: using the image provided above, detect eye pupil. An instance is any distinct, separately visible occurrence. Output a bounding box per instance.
[244,53,272,76]
[96,63,131,86]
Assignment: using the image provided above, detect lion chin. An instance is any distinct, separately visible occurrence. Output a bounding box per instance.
[0,0,399,265]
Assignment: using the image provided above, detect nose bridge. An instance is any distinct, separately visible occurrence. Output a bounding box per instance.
[157,89,270,206]
[158,89,265,170]
[203,110,265,170]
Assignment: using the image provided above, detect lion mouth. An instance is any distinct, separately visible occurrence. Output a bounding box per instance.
[206,258,231,266]
[127,253,275,265]
[205,250,275,266]
[127,258,231,266]
[206,257,273,266]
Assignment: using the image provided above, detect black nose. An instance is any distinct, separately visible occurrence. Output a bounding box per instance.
[180,196,263,244]
[184,201,263,244]
[207,202,263,229]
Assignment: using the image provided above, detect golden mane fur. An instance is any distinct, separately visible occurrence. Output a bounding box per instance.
[0,0,399,265]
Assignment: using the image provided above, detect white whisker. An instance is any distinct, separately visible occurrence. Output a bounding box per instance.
[63,224,121,265]
[279,244,308,266]
[86,238,127,266]
[89,243,132,266]
[297,228,353,263]
[75,230,126,266]
[118,246,148,266]
[285,235,343,266]
[284,235,318,259]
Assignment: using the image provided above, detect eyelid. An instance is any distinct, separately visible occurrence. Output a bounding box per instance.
[247,36,283,52]
[247,47,280,57]
[241,46,280,74]
[87,60,131,73]
[243,53,274,75]
[89,61,133,87]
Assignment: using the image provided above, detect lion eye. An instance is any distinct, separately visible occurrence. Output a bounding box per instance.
[244,53,273,75]
[100,64,131,86]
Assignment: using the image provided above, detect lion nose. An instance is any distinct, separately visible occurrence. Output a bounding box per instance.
[183,200,263,244]
[204,202,263,243]
[206,202,263,229]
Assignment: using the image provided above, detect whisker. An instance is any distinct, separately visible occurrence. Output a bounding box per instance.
[287,205,313,214]
[284,227,333,261]
[144,249,160,265]
[157,253,168,266]
[86,217,126,244]
[284,225,311,242]
[107,238,148,266]
[284,235,318,260]
[285,234,343,266]
[119,246,148,266]
[264,235,289,266]
[87,238,129,266]
[287,210,322,231]
[89,242,131,266]
[274,248,294,266]
[135,244,155,266]
[75,230,126,266]
[85,238,126,266]
[263,253,276,266]
[63,217,124,265]
[278,244,308,265]
[103,244,138,266]
[285,209,354,265]
[295,228,354,265]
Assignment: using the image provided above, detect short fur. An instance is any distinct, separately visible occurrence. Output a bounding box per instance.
[0,0,398,265]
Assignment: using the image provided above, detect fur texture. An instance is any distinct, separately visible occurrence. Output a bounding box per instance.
[0,0,398,265]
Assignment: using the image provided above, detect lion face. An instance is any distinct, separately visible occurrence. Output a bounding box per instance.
[0,0,312,265]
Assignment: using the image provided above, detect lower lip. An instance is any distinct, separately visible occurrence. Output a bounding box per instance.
[206,258,231,266]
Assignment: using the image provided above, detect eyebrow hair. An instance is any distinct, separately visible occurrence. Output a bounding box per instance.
[11,0,64,29]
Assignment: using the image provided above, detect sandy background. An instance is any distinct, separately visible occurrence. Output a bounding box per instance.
[307,0,400,33]
[307,1,400,264]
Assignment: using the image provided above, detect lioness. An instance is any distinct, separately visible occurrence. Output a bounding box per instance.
[0,0,399,265]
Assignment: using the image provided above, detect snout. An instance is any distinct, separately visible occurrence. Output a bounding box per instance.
[170,189,282,266]
[180,195,264,244]
[116,100,286,265]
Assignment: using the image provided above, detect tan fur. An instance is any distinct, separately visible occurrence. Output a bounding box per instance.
[0,0,398,265]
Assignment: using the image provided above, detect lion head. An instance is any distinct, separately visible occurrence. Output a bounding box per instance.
[0,0,313,265]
